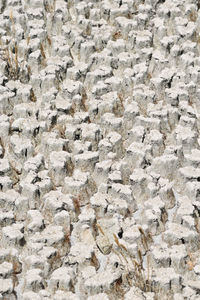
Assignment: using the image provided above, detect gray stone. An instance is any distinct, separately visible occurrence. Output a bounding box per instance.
[48,151,72,186]
[73,151,99,172]
[24,255,44,272]
[152,267,182,292]
[0,278,13,296]
[41,225,64,248]
[49,267,74,292]
[90,193,108,218]
[23,268,45,292]
[0,211,15,227]
[0,262,13,278]
[163,223,199,251]
[26,210,44,233]
[84,268,121,295]
[68,242,94,265]
[2,223,25,248]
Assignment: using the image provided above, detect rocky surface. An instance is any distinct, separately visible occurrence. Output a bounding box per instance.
[0,0,200,299]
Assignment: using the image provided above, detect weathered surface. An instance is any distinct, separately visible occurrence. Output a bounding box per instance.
[0,0,200,299]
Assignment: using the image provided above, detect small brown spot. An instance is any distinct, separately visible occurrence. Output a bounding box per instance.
[30,89,37,102]
[112,31,122,41]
